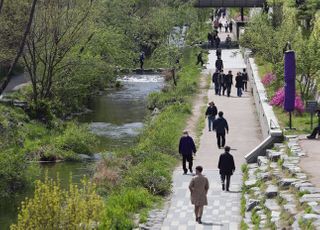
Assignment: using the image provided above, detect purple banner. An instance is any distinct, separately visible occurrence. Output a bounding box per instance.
[284,50,296,112]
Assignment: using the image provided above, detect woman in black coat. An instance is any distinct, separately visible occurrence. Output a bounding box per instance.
[235,72,243,97]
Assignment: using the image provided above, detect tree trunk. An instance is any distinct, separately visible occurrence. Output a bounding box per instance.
[0,0,4,14]
[0,0,37,95]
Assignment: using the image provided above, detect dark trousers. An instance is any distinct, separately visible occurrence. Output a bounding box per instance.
[182,155,193,173]
[243,81,248,91]
[226,86,232,97]
[140,60,144,69]
[222,85,227,96]
[208,116,215,131]
[237,87,242,97]
[215,85,220,95]
[216,133,226,148]
[220,174,231,190]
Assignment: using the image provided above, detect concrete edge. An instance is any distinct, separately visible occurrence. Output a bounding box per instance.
[243,49,284,163]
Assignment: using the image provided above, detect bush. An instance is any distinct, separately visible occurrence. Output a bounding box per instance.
[55,122,97,156]
[0,150,28,197]
[270,87,305,113]
[101,188,155,229]
[11,178,103,230]
[125,153,175,196]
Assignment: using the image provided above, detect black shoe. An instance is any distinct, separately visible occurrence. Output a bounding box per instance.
[222,184,225,191]
[183,171,187,175]
[198,217,202,224]
[190,169,193,174]
[226,188,230,192]
[307,135,315,139]
[209,129,211,132]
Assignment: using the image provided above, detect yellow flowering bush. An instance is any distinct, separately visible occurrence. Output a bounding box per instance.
[11,177,104,230]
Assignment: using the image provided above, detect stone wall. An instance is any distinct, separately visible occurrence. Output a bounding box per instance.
[241,135,320,229]
[244,52,282,140]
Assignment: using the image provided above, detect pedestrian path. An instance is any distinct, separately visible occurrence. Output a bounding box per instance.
[161,46,263,229]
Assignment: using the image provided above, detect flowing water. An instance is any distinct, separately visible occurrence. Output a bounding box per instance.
[0,74,164,229]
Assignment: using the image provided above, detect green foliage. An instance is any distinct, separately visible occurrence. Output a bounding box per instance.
[55,123,96,156]
[100,188,155,229]
[0,150,28,198]
[11,177,103,230]
[125,153,175,196]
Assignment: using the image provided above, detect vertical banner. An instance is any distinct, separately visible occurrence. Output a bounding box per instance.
[284,50,296,112]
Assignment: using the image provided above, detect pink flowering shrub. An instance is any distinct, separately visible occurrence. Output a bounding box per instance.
[270,87,284,106]
[261,73,276,86]
[270,87,305,113]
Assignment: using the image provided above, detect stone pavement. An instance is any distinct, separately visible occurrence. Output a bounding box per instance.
[161,40,263,229]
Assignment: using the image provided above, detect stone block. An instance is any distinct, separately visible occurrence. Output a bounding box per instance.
[265,185,278,198]
[299,187,320,194]
[278,178,298,188]
[265,199,281,211]
[300,194,320,203]
[257,156,268,166]
[245,180,257,188]
[246,199,260,212]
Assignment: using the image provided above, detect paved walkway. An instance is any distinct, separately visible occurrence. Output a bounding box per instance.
[161,33,263,229]
[299,136,320,187]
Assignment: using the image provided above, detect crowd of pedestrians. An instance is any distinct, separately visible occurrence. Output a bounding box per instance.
[212,68,248,97]
[178,8,240,225]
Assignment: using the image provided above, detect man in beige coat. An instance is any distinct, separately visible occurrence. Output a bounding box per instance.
[189,166,209,224]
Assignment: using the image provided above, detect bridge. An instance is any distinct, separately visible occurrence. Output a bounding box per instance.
[194,0,267,8]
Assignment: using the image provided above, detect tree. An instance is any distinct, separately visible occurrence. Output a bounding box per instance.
[0,0,37,95]
[22,0,94,114]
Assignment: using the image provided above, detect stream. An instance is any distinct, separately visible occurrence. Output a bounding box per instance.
[0,73,164,229]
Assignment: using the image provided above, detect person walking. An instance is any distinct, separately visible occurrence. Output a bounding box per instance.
[215,36,221,49]
[216,47,222,58]
[235,72,243,97]
[189,166,209,224]
[196,51,204,67]
[213,111,229,149]
[218,22,223,32]
[212,69,221,95]
[224,21,229,32]
[215,56,223,72]
[179,131,197,174]
[225,70,233,97]
[205,102,218,131]
[225,35,232,49]
[229,21,233,33]
[139,51,145,70]
[218,146,235,191]
[220,70,227,96]
[242,68,248,91]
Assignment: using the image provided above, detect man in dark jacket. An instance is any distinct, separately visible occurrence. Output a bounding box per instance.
[225,70,233,97]
[212,69,220,95]
[218,146,235,191]
[242,68,248,91]
[213,111,229,149]
[205,101,218,131]
[179,131,197,174]
[235,72,243,97]
[215,57,223,72]
[220,70,227,96]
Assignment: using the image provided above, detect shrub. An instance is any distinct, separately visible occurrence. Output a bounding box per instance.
[55,122,96,156]
[125,153,174,196]
[270,88,305,113]
[0,150,28,197]
[11,177,103,230]
[261,73,276,86]
[101,188,155,229]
